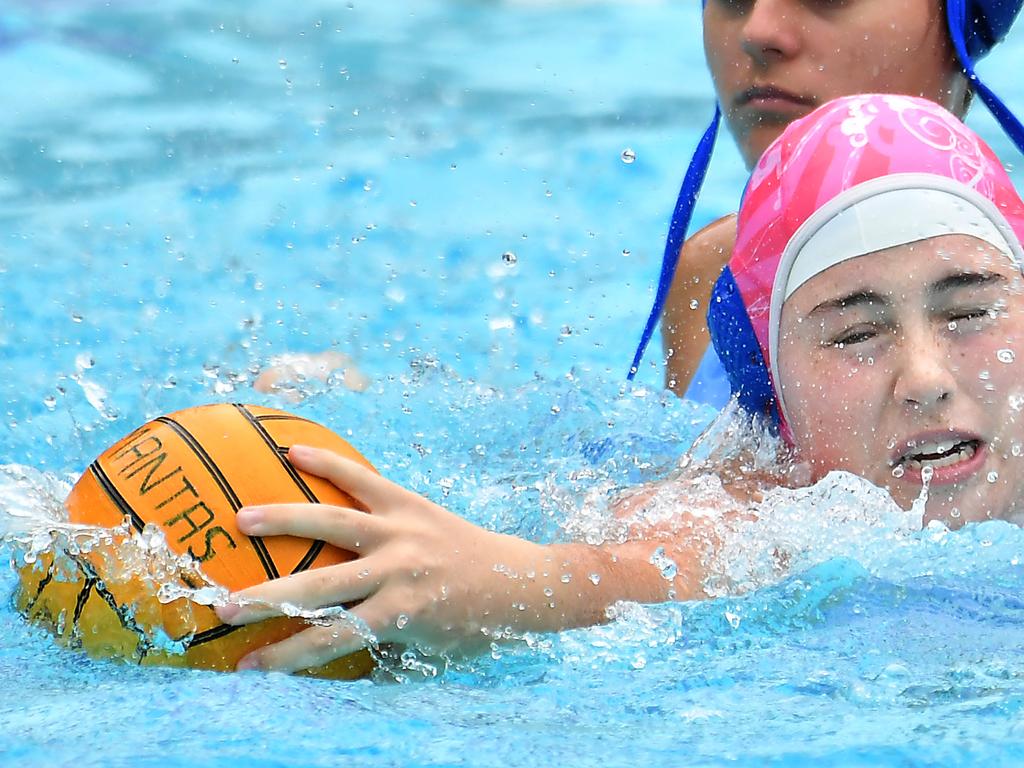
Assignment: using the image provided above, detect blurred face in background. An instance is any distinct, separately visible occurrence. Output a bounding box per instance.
[703,0,968,167]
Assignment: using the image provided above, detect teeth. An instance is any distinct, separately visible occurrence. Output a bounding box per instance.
[910,440,957,456]
[902,441,976,472]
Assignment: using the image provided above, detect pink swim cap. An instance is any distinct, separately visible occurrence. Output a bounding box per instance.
[708,93,1024,439]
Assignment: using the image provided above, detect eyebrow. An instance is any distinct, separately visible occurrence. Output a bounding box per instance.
[927,270,1006,295]
[809,290,887,316]
[807,271,1008,316]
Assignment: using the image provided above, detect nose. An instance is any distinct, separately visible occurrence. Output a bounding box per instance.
[891,329,956,412]
[740,0,801,66]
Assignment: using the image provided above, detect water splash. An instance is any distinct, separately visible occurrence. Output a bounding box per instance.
[0,464,70,539]
[703,471,923,599]
[70,353,119,422]
[0,462,380,670]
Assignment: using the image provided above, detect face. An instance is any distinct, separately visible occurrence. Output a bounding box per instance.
[703,0,967,168]
[777,235,1024,529]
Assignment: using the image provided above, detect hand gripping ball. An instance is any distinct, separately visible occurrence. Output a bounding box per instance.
[16,403,375,679]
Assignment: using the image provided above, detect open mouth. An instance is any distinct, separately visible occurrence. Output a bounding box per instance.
[895,439,981,472]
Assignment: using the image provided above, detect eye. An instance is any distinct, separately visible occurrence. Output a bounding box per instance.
[830,326,878,347]
[712,0,752,14]
[945,305,1000,330]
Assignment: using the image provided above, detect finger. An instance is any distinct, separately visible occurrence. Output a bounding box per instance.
[216,557,383,625]
[236,503,380,551]
[235,614,374,674]
[288,445,412,510]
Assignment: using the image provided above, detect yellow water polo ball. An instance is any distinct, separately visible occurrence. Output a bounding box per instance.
[15,402,374,679]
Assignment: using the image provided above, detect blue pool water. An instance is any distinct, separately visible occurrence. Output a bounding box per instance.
[4,1,1024,766]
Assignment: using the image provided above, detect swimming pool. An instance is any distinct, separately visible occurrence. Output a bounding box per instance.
[4,1,1024,765]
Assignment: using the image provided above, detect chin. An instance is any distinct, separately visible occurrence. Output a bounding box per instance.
[729,125,778,171]
[921,489,1016,530]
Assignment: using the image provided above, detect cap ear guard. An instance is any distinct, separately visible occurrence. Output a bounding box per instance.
[707,266,780,427]
[962,0,1024,59]
[948,0,1024,153]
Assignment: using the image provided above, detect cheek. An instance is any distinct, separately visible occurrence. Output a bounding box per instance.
[956,327,1024,401]
[818,16,950,94]
[702,17,738,89]
[782,353,883,466]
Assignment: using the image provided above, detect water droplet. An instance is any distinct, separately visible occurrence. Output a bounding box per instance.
[502,251,517,265]
[543,586,554,597]
[998,348,1016,364]
[979,370,992,381]
[278,58,288,69]
[621,248,631,257]
[42,395,56,411]
[231,57,240,64]
[139,523,166,550]
[560,573,571,584]
[620,147,636,164]
[988,471,999,483]
[948,320,959,331]
[649,546,678,580]
[921,465,934,483]
[1013,443,1023,457]
[689,299,699,310]
[588,573,601,585]
[725,611,741,629]
[891,464,905,479]
[395,614,409,629]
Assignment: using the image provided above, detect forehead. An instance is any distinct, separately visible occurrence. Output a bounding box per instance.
[785,234,1021,311]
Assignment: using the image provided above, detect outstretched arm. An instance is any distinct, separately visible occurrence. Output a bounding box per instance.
[215,445,710,673]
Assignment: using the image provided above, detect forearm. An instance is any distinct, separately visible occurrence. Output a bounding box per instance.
[220,448,722,670]
[481,533,708,635]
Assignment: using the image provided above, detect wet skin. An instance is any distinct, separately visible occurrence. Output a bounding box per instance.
[703,0,967,168]
[777,235,1024,528]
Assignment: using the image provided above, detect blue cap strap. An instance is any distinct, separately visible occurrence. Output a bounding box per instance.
[949,0,1024,154]
[627,105,721,379]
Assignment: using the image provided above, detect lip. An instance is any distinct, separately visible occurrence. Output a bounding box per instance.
[889,430,988,487]
[734,85,818,111]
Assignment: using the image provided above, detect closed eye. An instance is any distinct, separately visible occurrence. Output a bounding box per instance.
[830,326,879,347]
[945,305,1000,327]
